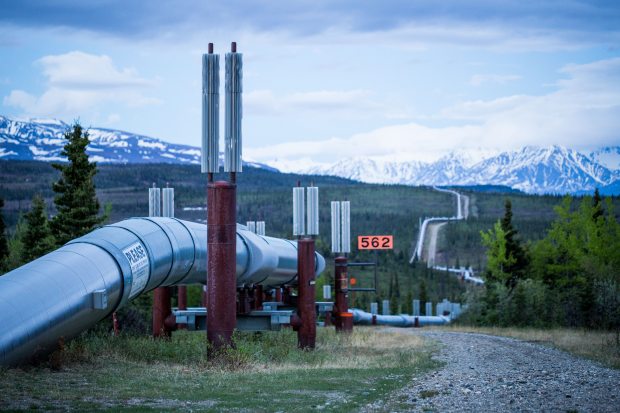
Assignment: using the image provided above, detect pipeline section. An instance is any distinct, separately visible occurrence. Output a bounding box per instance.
[350,308,451,327]
[0,217,325,366]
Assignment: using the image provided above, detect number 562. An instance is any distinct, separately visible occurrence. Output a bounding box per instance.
[358,235,393,250]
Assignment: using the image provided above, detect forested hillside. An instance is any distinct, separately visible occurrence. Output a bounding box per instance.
[1,160,618,317]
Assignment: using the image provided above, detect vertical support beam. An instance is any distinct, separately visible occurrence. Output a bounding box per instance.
[283,286,293,306]
[149,185,174,338]
[425,301,433,316]
[413,299,420,316]
[334,256,353,332]
[177,286,187,329]
[382,299,390,315]
[112,312,119,336]
[207,180,237,350]
[297,238,316,349]
[254,285,264,310]
[153,287,172,338]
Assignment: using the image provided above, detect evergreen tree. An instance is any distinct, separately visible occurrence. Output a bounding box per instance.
[0,198,9,271]
[480,221,512,285]
[419,280,428,314]
[393,272,400,299]
[592,188,603,221]
[51,123,108,245]
[499,199,529,289]
[21,195,56,263]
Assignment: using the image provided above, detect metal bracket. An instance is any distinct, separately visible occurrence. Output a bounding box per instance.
[91,290,108,310]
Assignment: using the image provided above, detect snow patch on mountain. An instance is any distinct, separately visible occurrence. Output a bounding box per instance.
[0,115,272,170]
[590,146,620,171]
[2,115,618,194]
[300,145,619,194]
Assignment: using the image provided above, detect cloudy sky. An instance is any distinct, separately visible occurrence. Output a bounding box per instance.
[1,0,619,168]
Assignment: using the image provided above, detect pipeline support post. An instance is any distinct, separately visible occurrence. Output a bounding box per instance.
[296,238,317,349]
[153,286,172,338]
[177,286,187,329]
[207,180,237,350]
[334,256,353,332]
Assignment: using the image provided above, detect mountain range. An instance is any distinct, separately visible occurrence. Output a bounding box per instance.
[306,146,620,195]
[1,115,618,195]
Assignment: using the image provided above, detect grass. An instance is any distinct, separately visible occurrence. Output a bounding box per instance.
[0,327,438,412]
[433,325,620,369]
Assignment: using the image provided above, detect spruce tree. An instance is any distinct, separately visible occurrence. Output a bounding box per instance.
[592,188,603,221]
[419,280,428,314]
[500,199,529,289]
[0,198,9,270]
[21,195,56,263]
[51,122,107,245]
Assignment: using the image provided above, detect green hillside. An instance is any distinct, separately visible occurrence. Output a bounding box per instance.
[2,160,617,313]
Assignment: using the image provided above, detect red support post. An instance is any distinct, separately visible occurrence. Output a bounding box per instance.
[112,311,120,336]
[177,286,187,329]
[283,286,293,306]
[207,180,237,350]
[254,285,264,310]
[297,238,316,349]
[237,287,252,315]
[333,256,353,332]
[153,287,172,338]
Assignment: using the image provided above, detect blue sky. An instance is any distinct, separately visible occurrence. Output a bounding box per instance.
[1,0,619,168]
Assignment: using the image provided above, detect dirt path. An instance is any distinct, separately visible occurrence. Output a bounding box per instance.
[424,222,446,266]
[367,330,620,412]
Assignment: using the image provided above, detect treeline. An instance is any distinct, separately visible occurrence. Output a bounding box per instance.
[0,123,107,272]
[463,192,620,334]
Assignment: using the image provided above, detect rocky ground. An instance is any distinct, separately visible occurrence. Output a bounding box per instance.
[366,330,620,412]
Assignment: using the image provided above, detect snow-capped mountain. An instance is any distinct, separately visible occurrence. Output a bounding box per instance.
[0,115,273,170]
[590,146,620,171]
[1,115,618,194]
[305,157,426,184]
[0,116,202,164]
[463,146,617,194]
[302,146,620,194]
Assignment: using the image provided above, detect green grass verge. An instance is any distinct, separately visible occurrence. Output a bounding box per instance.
[0,327,438,412]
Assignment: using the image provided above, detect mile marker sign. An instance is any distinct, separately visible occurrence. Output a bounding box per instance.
[358,235,393,250]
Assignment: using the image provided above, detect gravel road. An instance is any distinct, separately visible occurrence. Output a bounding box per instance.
[425,222,446,266]
[461,193,469,219]
[371,330,620,412]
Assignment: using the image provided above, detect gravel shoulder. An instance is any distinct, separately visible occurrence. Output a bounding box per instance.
[367,329,620,412]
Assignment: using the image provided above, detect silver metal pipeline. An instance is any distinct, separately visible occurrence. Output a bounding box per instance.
[0,217,325,366]
[350,308,450,327]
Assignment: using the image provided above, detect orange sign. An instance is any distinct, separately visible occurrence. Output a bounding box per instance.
[350,277,357,286]
[357,235,393,250]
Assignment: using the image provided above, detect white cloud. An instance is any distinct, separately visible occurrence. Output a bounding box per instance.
[107,113,121,123]
[295,22,617,53]
[2,51,160,117]
[245,89,378,116]
[469,74,522,86]
[440,95,531,120]
[247,57,620,167]
[38,51,155,89]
